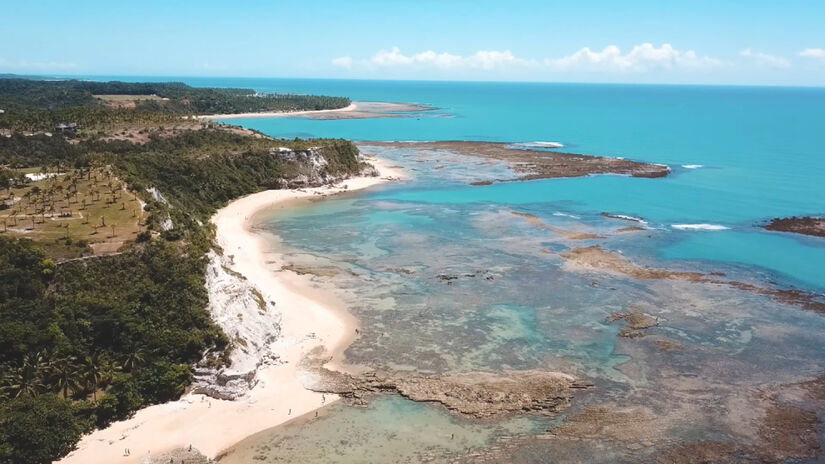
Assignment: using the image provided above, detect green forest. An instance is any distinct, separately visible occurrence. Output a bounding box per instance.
[0,77,350,131]
[0,79,364,464]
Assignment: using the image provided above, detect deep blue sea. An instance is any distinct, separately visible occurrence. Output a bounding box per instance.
[84,76,825,462]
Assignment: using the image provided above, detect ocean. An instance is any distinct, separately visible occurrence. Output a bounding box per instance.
[95,77,825,462]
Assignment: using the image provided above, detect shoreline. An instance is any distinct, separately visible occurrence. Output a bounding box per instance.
[195,102,358,120]
[57,155,405,464]
[195,101,436,121]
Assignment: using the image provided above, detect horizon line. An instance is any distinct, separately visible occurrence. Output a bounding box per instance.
[4,71,825,90]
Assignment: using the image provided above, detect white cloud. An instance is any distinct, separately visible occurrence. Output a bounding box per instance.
[798,48,825,64]
[739,49,790,69]
[365,47,523,70]
[547,43,721,72]
[332,56,353,68]
[336,43,723,74]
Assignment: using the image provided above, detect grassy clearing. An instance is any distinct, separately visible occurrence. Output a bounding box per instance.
[94,94,165,102]
[0,166,144,259]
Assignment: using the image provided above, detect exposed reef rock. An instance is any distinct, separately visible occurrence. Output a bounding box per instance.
[607,311,659,338]
[192,251,282,400]
[143,447,215,464]
[560,245,825,314]
[359,141,670,182]
[303,360,592,419]
[764,216,825,238]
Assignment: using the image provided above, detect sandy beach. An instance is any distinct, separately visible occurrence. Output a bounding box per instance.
[57,156,405,464]
[196,101,435,121]
[196,103,358,120]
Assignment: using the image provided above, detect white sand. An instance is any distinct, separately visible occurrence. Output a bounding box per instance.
[57,156,405,464]
[195,103,359,120]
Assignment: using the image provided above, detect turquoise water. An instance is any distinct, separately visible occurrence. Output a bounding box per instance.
[88,77,825,461]
[204,79,825,289]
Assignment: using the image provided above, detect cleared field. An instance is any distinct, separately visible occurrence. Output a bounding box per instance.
[1,166,145,259]
[94,94,165,101]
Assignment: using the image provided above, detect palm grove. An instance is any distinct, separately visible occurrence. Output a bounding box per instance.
[0,77,365,464]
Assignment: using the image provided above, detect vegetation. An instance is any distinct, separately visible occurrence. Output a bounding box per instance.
[0,78,350,132]
[1,165,143,259]
[0,78,365,463]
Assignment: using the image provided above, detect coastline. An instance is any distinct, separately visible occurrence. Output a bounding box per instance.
[195,101,436,121]
[195,102,358,120]
[57,155,405,464]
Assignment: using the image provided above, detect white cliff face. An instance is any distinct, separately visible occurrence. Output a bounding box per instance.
[193,251,282,400]
[146,187,174,230]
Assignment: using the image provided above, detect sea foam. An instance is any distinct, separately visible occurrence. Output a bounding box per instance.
[552,212,581,219]
[682,164,703,169]
[513,141,564,149]
[671,223,730,231]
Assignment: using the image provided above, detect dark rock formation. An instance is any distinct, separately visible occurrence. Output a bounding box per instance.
[764,216,825,238]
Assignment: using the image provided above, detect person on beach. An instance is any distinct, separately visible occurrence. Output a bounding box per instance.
[288,408,292,415]
[322,394,326,404]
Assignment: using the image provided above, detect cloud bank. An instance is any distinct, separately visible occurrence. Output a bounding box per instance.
[547,44,721,71]
[333,43,722,73]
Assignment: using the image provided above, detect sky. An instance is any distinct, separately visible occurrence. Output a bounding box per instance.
[2,0,825,86]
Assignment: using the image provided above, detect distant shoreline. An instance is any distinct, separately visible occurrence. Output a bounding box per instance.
[196,101,436,121]
[195,102,358,120]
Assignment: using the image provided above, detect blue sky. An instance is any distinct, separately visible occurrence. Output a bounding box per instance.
[2,0,824,86]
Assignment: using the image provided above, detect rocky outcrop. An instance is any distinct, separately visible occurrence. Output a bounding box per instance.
[607,310,659,338]
[270,148,378,189]
[764,216,825,238]
[303,361,592,418]
[192,251,282,400]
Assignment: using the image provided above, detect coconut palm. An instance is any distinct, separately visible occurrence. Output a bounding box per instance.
[81,353,103,402]
[51,355,81,398]
[2,352,50,398]
[122,349,145,373]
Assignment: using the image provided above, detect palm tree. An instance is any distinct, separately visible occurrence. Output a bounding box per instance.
[2,352,50,398]
[122,350,145,373]
[51,356,80,398]
[82,353,103,402]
